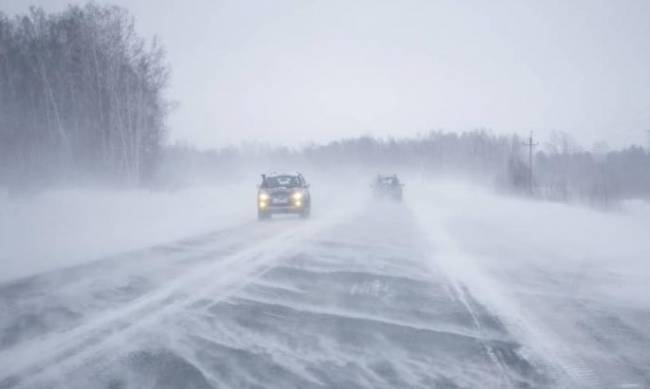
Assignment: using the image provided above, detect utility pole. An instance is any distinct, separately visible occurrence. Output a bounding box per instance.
[522,132,538,195]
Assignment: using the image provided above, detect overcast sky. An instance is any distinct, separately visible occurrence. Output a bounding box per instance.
[3,0,650,149]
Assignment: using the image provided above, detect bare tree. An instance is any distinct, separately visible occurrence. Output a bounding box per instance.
[0,4,170,190]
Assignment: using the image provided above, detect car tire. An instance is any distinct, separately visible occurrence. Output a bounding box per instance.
[258,210,270,220]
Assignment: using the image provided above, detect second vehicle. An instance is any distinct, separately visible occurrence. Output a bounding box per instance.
[372,174,403,201]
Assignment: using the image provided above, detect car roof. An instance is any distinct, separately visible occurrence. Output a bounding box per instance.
[265,173,300,177]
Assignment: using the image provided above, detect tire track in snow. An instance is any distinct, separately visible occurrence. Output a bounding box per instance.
[447,281,515,388]
[0,220,271,353]
[409,197,600,389]
[1,200,562,388]
[0,212,353,389]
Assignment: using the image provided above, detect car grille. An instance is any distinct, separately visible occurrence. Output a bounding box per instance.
[269,190,291,205]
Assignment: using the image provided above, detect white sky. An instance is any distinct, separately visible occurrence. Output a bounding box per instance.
[3,0,650,149]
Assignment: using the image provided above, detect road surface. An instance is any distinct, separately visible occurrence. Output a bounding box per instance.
[0,200,648,389]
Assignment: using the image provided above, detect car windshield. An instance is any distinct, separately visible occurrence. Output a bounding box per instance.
[263,175,301,188]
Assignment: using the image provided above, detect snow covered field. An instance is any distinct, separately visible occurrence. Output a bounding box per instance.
[0,179,649,388]
[0,185,252,282]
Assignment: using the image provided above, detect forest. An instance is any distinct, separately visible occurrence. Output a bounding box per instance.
[0,4,170,189]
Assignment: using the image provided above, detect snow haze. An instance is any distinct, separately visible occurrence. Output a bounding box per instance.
[2,177,650,388]
[1,2,650,388]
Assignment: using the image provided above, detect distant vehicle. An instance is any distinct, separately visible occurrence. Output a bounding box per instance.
[257,173,311,220]
[372,174,403,201]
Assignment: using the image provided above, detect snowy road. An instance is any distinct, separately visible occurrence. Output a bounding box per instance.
[1,188,649,389]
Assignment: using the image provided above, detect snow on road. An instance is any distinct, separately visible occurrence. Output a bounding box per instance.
[410,180,650,388]
[1,181,649,388]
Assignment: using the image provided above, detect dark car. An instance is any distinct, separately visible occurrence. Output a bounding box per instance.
[257,173,311,219]
[372,174,403,201]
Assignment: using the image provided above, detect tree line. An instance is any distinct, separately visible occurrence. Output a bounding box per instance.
[1,4,646,206]
[162,130,650,206]
[0,4,169,190]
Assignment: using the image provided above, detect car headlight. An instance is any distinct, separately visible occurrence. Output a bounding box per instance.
[292,192,303,201]
[259,192,270,201]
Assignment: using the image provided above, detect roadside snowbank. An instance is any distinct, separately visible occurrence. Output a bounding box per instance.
[409,179,650,387]
[411,180,650,307]
[0,185,252,282]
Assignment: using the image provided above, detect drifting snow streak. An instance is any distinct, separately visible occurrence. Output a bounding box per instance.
[0,213,349,388]
[410,198,585,388]
[0,202,559,388]
[408,181,650,389]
